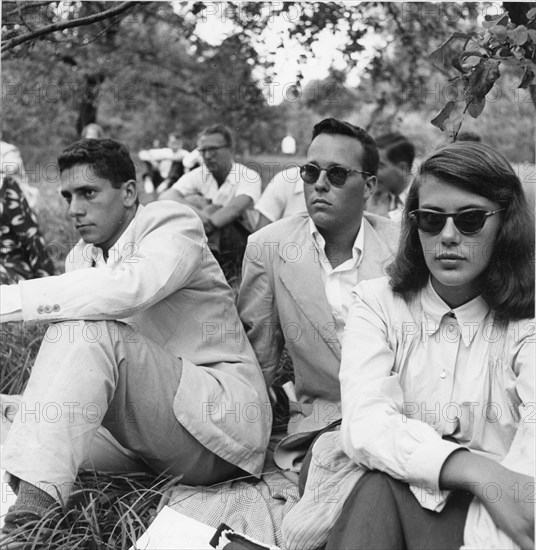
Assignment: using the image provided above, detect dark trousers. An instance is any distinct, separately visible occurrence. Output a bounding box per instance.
[325,471,472,550]
[208,221,250,283]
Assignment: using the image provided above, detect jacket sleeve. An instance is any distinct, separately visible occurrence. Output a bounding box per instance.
[237,234,284,387]
[19,205,205,322]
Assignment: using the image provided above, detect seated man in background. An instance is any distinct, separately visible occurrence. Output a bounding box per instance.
[160,124,262,282]
[0,138,270,538]
[366,132,415,221]
[139,131,189,194]
[254,165,307,230]
[238,118,400,474]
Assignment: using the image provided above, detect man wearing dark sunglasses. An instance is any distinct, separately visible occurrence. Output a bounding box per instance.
[238,118,400,474]
[160,124,262,281]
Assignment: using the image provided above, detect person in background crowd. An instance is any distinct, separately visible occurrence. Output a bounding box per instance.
[254,165,307,230]
[1,140,39,209]
[0,175,55,283]
[81,123,105,140]
[160,124,262,283]
[139,131,189,194]
[366,132,415,222]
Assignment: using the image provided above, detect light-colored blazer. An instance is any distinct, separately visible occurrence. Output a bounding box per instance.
[18,201,271,475]
[238,212,400,436]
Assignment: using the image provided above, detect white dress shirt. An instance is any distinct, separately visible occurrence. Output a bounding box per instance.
[309,219,364,344]
[340,276,534,511]
[172,162,262,232]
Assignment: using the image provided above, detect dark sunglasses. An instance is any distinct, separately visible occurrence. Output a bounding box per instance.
[300,163,371,188]
[409,208,505,235]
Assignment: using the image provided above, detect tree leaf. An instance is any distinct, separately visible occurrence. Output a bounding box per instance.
[467,58,501,99]
[498,46,514,57]
[519,65,535,88]
[490,25,508,44]
[429,32,472,67]
[513,25,528,46]
[482,13,509,29]
[431,100,457,131]
[457,51,484,71]
[467,95,485,118]
[527,7,536,20]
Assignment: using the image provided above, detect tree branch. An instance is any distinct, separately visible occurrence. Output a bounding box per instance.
[1,1,142,53]
[3,1,52,18]
[385,2,451,77]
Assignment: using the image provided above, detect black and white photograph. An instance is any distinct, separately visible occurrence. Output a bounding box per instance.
[1,2,535,549]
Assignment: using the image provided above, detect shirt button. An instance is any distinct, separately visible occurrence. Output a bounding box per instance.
[53,304,60,312]
[44,305,52,313]
[37,306,45,314]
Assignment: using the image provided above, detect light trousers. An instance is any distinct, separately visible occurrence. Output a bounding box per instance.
[2,320,239,502]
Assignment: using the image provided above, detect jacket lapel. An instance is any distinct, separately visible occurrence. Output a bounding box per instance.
[278,222,341,360]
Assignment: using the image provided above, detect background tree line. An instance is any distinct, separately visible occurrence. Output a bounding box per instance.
[2,1,535,175]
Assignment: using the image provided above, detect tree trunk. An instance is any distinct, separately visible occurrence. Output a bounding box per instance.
[76,72,105,136]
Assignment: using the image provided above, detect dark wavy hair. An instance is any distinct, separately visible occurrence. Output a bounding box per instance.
[388,142,535,321]
[58,138,136,189]
[311,118,379,176]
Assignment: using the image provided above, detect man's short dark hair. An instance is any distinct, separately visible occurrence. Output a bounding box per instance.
[375,132,415,166]
[58,139,136,189]
[199,124,234,150]
[311,118,379,175]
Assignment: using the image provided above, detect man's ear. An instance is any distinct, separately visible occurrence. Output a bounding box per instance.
[122,179,138,207]
[363,175,377,201]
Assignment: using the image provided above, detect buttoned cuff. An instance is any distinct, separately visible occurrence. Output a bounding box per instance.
[405,438,460,492]
[19,277,63,322]
[0,284,23,322]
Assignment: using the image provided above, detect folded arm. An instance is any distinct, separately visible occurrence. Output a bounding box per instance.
[208,194,252,229]
[4,205,205,324]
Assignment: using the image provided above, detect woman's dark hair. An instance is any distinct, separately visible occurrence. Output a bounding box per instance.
[388,142,534,321]
[58,139,136,188]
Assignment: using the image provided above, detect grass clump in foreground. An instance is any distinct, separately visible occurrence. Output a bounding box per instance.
[1,322,178,549]
[0,471,179,550]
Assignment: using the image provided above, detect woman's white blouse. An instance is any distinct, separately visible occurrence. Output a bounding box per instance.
[339,276,534,510]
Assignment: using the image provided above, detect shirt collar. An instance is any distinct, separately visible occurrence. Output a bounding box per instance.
[308,217,365,266]
[421,278,491,347]
[87,204,141,266]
